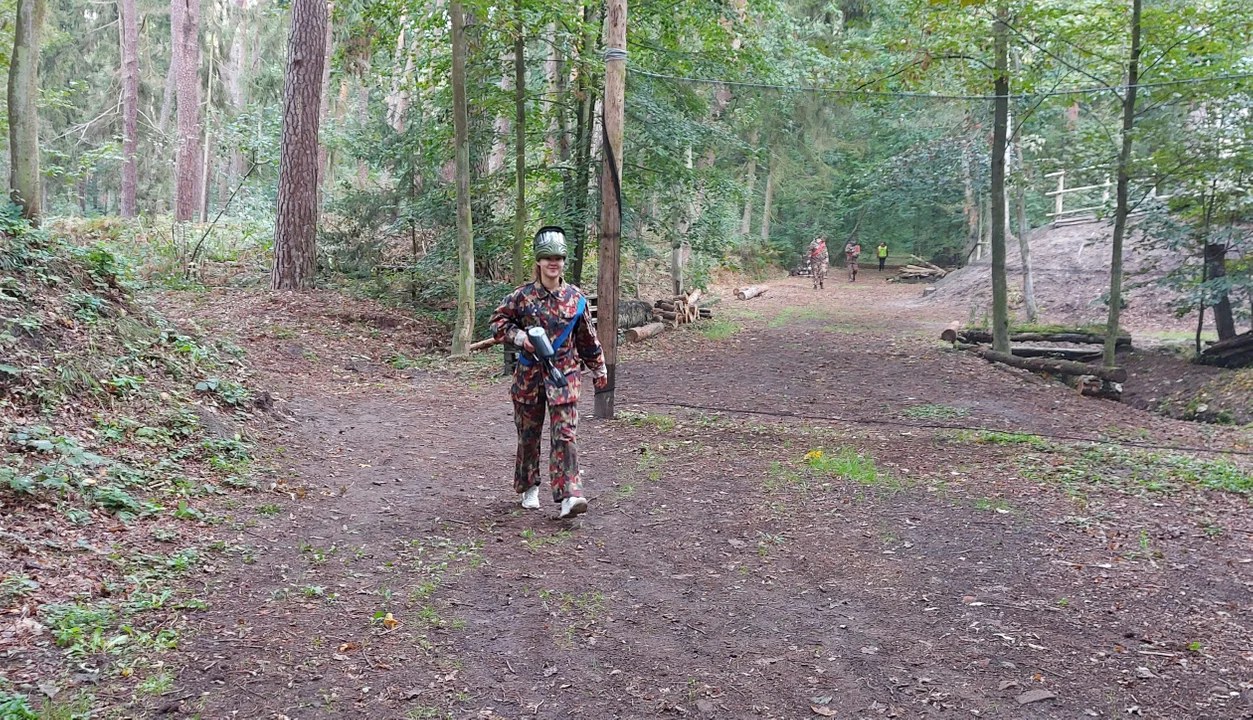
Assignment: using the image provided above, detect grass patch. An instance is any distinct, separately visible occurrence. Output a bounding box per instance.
[804,448,901,489]
[1018,443,1253,497]
[902,404,970,421]
[620,410,676,432]
[520,528,572,551]
[949,429,1050,449]
[697,319,740,340]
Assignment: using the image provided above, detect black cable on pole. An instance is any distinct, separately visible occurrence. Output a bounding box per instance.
[621,398,1253,458]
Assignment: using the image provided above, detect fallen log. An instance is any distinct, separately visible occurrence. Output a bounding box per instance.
[941,321,962,343]
[957,330,1131,347]
[468,337,500,352]
[736,285,768,300]
[625,322,665,343]
[909,254,947,277]
[655,299,677,311]
[656,310,678,321]
[963,345,1127,383]
[698,308,712,319]
[1010,346,1104,362]
[1198,330,1253,368]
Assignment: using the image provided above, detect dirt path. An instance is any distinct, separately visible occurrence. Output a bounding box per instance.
[165,274,1252,719]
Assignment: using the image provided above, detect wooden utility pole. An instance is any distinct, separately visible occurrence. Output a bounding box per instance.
[595,0,625,419]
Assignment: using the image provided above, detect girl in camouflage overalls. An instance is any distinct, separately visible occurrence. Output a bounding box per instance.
[490,227,606,519]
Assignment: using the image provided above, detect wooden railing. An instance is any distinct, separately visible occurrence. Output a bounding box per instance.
[1045,169,1168,226]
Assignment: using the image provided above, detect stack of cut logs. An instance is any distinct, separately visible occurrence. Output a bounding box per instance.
[895,255,947,281]
[653,289,712,327]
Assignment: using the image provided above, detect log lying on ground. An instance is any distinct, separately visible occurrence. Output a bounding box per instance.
[909,254,947,277]
[698,308,712,319]
[941,320,962,342]
[897,264,946,280]
[1010,346,1104,362]
[468,337,500,352]
[1198,330,1253,368]
[735,285,768,300]
[963,345,1127,383]
[955,329,1131,347]
[625,322,665,343]
[655,310,678,322]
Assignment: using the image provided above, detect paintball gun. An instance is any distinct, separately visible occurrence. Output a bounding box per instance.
[526,327,569,388]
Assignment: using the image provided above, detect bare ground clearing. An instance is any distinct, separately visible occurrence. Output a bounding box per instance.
[136,275,1253,719]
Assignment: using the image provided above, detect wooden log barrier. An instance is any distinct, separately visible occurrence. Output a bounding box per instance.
[735,285,768,300]
[964,345,1127,383]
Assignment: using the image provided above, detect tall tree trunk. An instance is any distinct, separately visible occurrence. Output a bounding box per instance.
[355,76,369,187]
[740,130,757,235]
[1103,0,1141,368]
[962,137,978,261]
[1205,242,1236,341]
[512,0,527,284]
[595,0,625,419]
[989,3,1010,353]
[317,1,334,196]
[552,26,569,169]
[200,33,214,222]
[119,0,139,217]
[8,0,45,224]
[568,1,601,286]
[271,0,328,290]
[1016,186,1037,322]
[172,0,202,222]
[450,0,475,354]
[760,151,776,242]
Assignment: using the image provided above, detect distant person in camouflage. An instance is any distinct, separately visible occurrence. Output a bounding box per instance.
[808,237,829,289]
[845,240,861,282]
[490,226,606,520]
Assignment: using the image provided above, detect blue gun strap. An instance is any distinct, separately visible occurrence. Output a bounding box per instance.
[517,295,586,368]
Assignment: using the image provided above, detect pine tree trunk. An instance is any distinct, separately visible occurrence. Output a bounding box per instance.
[8,0,45,224]
[759,151,776,242]
[740,129,757,235]
[990,2,1010,354]
[119,0,139,217]
[172,0,202,222]
[1103,0,1141,368]
[317,1,334,196]
[512,0,527,284]
[568,1,600,286]
[271,0,327,290]
[450,0,476,354]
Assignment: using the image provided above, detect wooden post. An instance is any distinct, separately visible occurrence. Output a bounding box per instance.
[595,0,626,419]
[1054,170,1064,217]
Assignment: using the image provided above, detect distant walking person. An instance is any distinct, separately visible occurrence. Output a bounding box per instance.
[490,226,607,520]
[808,236,829,290]
[845,240,861,282]
[877,242,889,271]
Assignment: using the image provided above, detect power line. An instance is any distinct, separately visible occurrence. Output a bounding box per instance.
[629,68,1253,101]
[621,398,1253,458]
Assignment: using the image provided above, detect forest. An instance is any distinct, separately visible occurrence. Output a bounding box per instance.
[2,0,1253,717]
[1,0,1250,354]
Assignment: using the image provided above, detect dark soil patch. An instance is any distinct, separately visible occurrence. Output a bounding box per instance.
[139,274,1253,720]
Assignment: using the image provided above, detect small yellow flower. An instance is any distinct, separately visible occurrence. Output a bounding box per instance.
[804,450,823,461]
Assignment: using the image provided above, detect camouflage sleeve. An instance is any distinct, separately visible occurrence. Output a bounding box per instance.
[490,289,527,347]
[574,298,605,373]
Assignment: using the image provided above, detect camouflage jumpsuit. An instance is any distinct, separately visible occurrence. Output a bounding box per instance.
[490,281,604,503]
[809,240,829,288]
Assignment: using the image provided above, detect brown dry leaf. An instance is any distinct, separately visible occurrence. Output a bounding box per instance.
[338,642,359,652]
[810,706,838,717]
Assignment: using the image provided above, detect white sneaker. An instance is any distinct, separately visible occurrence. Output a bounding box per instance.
[521,486,540,510]
[559,496,588,519]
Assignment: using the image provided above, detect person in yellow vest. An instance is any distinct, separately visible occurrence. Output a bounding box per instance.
[877,242,889,271]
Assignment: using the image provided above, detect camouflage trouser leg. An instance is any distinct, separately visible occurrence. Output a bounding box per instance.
[813,263,826,286]
[513,400,582,501]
